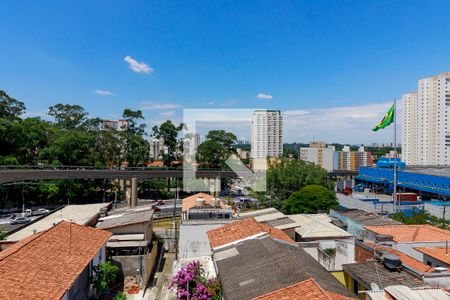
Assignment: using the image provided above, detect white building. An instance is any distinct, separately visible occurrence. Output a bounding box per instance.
[402,72,450,165]
[402,92,418,165]
[299,141,338,172]
[149,138,166,160]
[251,110,283,158]
[102,119,128,131]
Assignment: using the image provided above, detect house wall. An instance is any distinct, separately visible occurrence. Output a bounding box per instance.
[394,241,449,261]
[111,241,158,287]
[317,237,355,271]
[62,245,106,300]
[422,254,450,268]
[106,221,153,241]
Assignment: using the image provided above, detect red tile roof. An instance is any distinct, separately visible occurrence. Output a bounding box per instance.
[365,242,433,273]
[182,192,215,212]
[207,218,294,249]
[364,225,450,243]
[0,221,112,300]
[415,246,450,265]
[252,278,354,300]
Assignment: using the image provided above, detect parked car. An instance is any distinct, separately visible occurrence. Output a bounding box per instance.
[33,208,50,216]
[10,216,31,225]
[25,209,32,217]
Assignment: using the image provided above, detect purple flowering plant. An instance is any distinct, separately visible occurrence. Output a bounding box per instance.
[169,260,221,300]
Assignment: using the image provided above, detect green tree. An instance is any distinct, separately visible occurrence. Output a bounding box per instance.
[92,261,120,294]
[0,228,6,240]
[152,121,184,166]
[0,90,26,121]
[96,128,123,168]
[124,135,149,167]
[256,158,334,208]
[122,108,146,136]
[39,129,97,165]
[48,103,88,129]
[196,130,237,169]
[282,184,339,214]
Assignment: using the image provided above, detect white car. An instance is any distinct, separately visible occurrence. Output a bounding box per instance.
[34,208,50,216]
[10,216,31,225]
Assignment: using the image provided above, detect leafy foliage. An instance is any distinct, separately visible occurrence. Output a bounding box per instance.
[196,130,237,169]
[170,260,221,300]
[0,90,25,121]
[152,120,184,166]
[282,184,339,214]
[254,158,334,208]
[92,261,120,294]
[113,292,127,300]
[0,228,6,240]
[48,103,88,129]
[390,209,450,229]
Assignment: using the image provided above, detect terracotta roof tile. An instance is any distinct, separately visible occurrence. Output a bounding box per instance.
[415,246,450,265]
[0,221,112,300]
[207,218,294,249]
[252,278,354,300]
[182,192,217,212]
[365,242,433,273]
[365,225,450,243]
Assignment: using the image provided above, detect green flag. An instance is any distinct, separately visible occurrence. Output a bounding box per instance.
[372,103,395,131]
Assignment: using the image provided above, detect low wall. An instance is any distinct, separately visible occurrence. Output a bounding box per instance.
[111,241,159,287]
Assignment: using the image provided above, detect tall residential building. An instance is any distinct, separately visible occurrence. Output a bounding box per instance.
[339,146,354,171]
[402,92,418,165]
[149,138,166,160]
[102,119,128,131]
[299,141,338,172]
[355,146,374,169]
[251,110,283,158]
[402,72,450,165]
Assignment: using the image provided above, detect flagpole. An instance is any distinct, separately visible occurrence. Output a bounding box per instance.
[393,99,398,212]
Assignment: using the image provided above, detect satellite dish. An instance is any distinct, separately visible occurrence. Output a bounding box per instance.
[370,283,381,291]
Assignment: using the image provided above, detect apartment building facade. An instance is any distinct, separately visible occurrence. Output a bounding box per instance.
[402,72,450,165]
[251,110,283,158]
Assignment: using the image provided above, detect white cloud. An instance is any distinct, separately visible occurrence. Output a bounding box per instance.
[283,100,403,144]
[141,102,183,110]
[124,56,153,74]
[94,89,114,96]
[256,93,273,100]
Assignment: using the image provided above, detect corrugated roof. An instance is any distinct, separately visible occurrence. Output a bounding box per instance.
[214,236,355,300]
[96,209,153,229]
[364,225,450,243]
[342,261,425,289]
[0,221,112,300]
[365,286,450,300]
[289,214,352,239]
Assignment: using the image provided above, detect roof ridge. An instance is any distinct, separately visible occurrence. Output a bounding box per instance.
[0,221,72,261]
[411,226,421,241]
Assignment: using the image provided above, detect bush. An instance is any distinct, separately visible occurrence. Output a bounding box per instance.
[92,261,120,294]
[282,184,339,214]
[170,260,221,300]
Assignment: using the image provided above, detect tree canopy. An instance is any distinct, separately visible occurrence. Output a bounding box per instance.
[152,120,184,166]
[196,130,237,169]
[0,90,25,121]
[256,158,334,208]
[282,184,339,214]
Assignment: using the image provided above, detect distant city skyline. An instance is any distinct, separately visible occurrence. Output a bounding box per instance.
[2,1,450,143]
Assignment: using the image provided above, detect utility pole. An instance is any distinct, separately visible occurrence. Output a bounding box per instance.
[172,177,179,260]
[393,99,398,213]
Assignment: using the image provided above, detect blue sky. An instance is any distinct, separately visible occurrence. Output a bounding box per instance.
[1,1,449,143]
